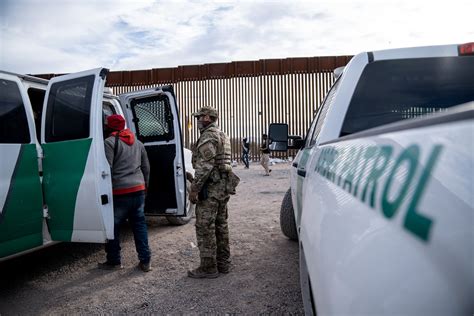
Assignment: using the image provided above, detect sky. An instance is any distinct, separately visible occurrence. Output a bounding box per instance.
[1,0,473,74]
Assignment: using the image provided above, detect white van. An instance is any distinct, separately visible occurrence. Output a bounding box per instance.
[0,68,194,262]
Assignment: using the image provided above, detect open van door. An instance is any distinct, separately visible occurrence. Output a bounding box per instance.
[41,68,114,242]
[119,86,188,218]
[0,72,44,259]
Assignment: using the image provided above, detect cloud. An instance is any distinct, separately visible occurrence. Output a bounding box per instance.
[1,0,473,74]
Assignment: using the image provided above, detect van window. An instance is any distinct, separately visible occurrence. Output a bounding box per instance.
[44,75,94,142]
[131,95,174,142]
[102,102,115,118]
[102,102,116,138]
[0,79,30,144]
[341,56,474,136]
[102,102,116,125]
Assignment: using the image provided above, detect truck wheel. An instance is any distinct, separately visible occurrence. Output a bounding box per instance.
[280,188,298,241]
[167,180,196,225]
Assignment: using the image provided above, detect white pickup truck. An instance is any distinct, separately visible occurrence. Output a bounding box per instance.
[271,43,474,315]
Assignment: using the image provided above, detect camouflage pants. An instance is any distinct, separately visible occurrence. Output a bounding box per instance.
[195,195,231,268]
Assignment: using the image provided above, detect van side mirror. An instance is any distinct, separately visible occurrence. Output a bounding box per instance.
[268,123,288,151]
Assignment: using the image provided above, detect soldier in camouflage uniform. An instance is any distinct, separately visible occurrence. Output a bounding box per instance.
[188,106,233,279]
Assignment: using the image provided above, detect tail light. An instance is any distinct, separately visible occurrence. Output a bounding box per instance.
[458,42,474,55]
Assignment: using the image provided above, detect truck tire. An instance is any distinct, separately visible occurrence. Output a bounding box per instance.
[280,188,298,241]
[167,180,196,225]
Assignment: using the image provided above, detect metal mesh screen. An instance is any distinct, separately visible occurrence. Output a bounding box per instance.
[132,96,174,141]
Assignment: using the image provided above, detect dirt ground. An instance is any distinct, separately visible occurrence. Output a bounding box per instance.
[0,162,304,315]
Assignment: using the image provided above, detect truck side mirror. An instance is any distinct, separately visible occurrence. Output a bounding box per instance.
[289,136,304,149]
[268,123,288,151]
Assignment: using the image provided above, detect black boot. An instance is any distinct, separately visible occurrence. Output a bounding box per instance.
[217,258,231,274]
[188,257,218,279]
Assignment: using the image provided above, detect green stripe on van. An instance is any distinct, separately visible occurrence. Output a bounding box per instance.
[0,144,43,258]
[42,138,92,242]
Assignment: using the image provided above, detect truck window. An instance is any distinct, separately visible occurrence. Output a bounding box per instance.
[304,114,318,148]
[131,95,174,142]
[307,78,340,146]
[44,75,94,143]
[341,56,474,136]
[0,79,30,144]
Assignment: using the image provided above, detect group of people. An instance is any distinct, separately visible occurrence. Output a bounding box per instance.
[98,106,270,278]
[99,106,236,278]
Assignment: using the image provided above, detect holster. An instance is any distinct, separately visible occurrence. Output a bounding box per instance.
[198,181,209,201]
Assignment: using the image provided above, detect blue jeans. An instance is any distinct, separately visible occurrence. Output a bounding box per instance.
[105,191,151,264]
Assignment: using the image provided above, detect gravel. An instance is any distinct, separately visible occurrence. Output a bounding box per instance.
[0,163,303,315]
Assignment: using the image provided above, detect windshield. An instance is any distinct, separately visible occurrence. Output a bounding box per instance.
[340,56,474,136]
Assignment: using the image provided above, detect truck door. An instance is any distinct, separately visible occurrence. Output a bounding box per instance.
[41,68,114,242]
[119,86,188,217]
[0,73,44,259]
[292,78,341,223]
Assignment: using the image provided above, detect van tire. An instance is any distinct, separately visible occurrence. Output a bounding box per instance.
[167,180,196,225]
[280,188,298,241]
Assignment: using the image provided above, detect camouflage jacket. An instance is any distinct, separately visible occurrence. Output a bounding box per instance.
[191,122,231,195]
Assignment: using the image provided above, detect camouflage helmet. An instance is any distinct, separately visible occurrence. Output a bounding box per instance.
[192,106,218,118]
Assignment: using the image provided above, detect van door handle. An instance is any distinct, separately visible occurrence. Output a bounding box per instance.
[101,171,109,179]
[297,169,306,177]
[292,162,298,168]
[101,194,109,205]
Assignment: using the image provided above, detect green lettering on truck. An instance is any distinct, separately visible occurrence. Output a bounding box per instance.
[382,145,419,219]
[403,145,442,241]
[361,146,392,208]
[313,143,442,242]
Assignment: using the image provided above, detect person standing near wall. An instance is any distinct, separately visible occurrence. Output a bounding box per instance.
[241,137,250,168]
[99,114,152,272]
[188,106,239,278]
[260,133,271,176]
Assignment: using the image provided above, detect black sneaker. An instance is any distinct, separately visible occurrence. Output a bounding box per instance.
[138,262,152,272]
[98,261,123,270]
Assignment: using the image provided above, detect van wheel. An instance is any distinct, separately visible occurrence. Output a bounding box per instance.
[167,180,196,225]
[280,188,298,241]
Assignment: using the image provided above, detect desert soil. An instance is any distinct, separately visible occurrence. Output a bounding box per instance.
[0,162,303,315]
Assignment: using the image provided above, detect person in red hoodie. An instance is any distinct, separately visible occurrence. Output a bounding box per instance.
[98,114,152,272]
